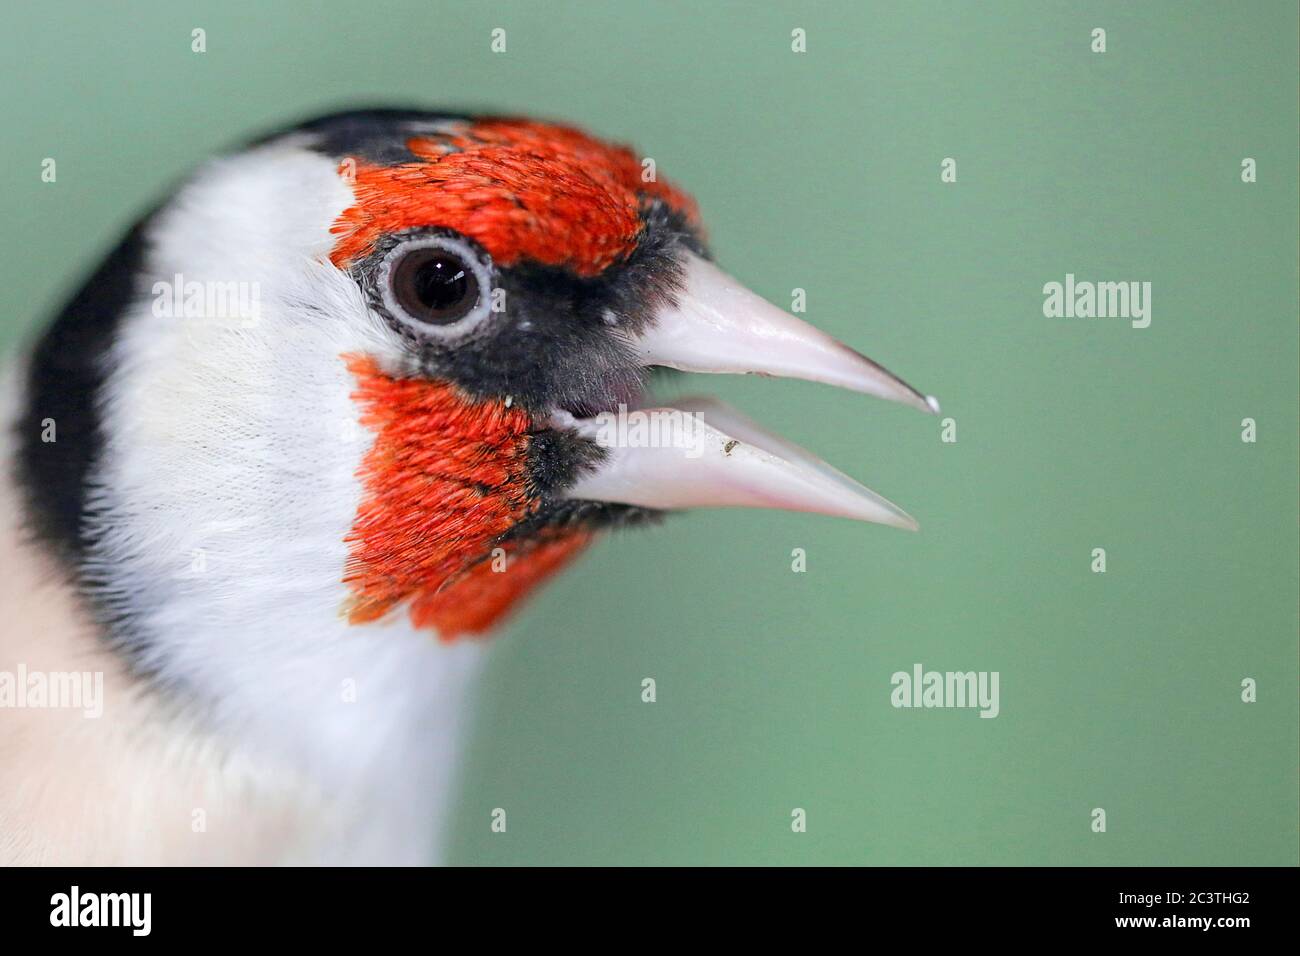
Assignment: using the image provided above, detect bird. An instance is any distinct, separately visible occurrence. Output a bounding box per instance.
[0,109,937,864]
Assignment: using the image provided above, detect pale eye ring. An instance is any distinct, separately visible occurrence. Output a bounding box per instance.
[377,235,493,338]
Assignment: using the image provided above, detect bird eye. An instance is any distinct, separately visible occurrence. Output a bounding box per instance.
[378,235,492,337]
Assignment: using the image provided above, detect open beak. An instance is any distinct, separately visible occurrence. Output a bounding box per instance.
[562,252,938,530]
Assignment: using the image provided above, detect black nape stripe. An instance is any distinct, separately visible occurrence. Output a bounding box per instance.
[14,108,704,593]
[247,107,477,164]
[14,218,150,566]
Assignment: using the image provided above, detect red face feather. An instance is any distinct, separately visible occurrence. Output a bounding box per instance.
[329,118,699,273]
[335,120,699,638]
[407,531,592,637]
[342,354,592,639]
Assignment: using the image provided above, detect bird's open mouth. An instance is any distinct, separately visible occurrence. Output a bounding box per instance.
[548,252,939,530]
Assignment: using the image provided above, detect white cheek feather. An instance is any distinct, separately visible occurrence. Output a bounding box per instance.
[81,143,487,863]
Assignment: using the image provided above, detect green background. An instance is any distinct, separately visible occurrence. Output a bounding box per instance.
[2,1,1295,865]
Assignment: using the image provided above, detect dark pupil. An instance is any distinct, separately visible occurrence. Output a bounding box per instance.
[395,250,478,323]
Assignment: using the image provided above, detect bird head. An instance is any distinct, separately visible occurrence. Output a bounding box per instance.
[19,109,937,656]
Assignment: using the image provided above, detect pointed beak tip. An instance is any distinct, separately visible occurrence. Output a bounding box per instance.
[883,510,920,533]
[563,252,937,532]
[842,490,919,533]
